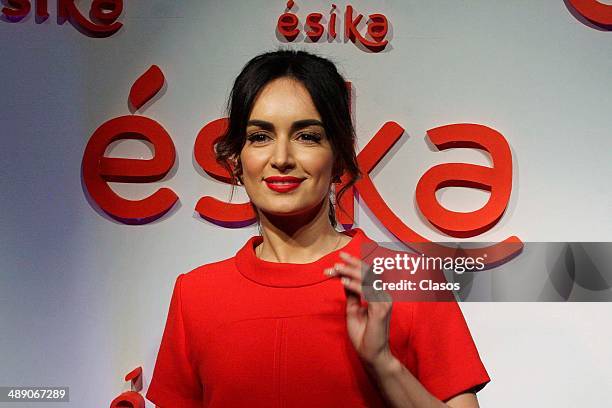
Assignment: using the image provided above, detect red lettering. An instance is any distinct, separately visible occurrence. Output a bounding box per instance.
[367,13,388,42]
[124,366,143,391]
[276,3,389,51]
[277,13,299,40]
[194,118,232,183]
[344,5,362,42]
[277,0,299,41]
[1,0,31,20]
[354,122,522,267]
[568,0,612,26]
[344,5,388,52]
[57,0,123,37]
[193,118,257,228]
[328,4,337,39]
[128,65,165,111]
[82,115,177,223]
[110,367,145,408]
[35,0,48,20]
[110,391,144,408]
[91,0,122,24]
[305,12,324,41]
[415,123,512,238]
[81,65,177,223]
[195,197,257,228]
[81,71,521,266]
[1,0,122,33]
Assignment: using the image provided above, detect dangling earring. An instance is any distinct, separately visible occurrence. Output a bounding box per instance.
[231,157,242,185]
[232,169,242,185]
[233,164,243,185]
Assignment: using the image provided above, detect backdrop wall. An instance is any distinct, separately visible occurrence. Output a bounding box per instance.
[2,1,611,407]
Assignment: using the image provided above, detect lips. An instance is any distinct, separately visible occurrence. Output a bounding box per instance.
[264,176,305,193]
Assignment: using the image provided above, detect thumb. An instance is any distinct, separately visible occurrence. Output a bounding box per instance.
[344,287,364,315]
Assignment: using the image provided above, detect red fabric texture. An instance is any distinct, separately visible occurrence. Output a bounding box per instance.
[146,228,490,407]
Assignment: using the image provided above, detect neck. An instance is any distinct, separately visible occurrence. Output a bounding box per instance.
[255,198,350,263]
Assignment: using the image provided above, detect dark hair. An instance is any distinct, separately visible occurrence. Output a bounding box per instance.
[215,48,361,228]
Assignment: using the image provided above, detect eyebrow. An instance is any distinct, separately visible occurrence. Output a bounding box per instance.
[247,119,324,133]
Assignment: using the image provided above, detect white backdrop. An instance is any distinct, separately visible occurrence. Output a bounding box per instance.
[1,1,611,406]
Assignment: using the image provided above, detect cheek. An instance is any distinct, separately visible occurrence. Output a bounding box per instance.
[240,150,267,179]
[301,152,334,182]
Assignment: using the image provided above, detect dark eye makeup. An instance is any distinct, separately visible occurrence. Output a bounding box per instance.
[246,131,323,144]
[246,133,270,143]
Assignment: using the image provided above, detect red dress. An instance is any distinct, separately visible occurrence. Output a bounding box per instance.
[146,228,490,407]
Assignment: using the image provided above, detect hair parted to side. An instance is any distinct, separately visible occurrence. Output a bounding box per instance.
[215,48,361,229]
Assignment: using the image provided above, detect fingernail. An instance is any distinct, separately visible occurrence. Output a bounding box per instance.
[324,268,334,276]
[341,277,350,286]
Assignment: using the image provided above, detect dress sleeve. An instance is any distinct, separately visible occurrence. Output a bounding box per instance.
[409,301,491,402]
[146,273,203,408]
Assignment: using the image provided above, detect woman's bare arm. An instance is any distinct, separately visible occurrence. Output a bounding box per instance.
[366,352,480,408]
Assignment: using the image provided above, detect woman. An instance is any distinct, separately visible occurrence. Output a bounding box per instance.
[146,49,490,408]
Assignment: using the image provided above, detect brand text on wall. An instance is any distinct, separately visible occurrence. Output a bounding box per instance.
[1,0,123,37]
[276,1,390,52]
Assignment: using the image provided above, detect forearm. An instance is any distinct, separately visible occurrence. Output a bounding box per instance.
[366,352,447,408]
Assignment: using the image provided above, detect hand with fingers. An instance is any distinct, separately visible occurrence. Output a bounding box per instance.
[323,251,482,408]
[324,251,395,369]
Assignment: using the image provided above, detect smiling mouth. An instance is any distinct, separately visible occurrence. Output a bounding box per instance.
[264,177,305,193]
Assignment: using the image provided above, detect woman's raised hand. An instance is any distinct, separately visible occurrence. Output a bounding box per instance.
[324,251,395,369]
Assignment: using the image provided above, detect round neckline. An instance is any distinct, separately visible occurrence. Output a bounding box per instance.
[234,227,377,288]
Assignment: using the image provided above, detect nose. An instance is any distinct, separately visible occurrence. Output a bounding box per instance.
[270,136,295,172]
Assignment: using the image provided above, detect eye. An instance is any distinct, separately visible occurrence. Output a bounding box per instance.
[246,132,270,144]
[297,132,322,143]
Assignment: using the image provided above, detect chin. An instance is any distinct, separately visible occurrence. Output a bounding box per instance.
[258,200,322,217]
[261,206,310,216]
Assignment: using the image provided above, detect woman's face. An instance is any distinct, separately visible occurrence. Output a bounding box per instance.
[239,76,335,217]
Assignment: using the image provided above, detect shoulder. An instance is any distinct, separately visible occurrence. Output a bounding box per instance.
[184,256,236,278]
[165,255,241,328]
[176,255,238,295]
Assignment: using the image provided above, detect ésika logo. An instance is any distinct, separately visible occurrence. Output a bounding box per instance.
[1,0,123,37]
[81,66,523,267]
[276,1,390,52]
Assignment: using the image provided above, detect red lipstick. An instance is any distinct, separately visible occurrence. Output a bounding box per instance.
[264,176,305,193]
